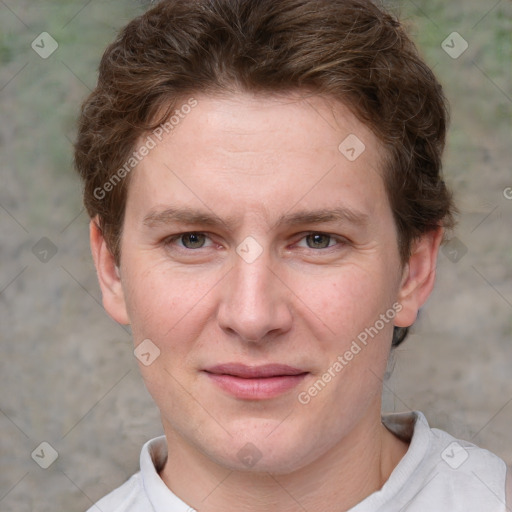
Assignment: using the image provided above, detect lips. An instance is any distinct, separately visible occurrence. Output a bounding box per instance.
[204,363,307,378]
[203,363,309,400]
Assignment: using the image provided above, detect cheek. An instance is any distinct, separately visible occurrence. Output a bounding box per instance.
[122,262,216,345]
[304,265,395,341]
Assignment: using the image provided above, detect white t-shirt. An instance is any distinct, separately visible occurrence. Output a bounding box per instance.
[87,411,510,511]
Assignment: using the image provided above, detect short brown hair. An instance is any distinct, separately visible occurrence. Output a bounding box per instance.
[74,0,456,347]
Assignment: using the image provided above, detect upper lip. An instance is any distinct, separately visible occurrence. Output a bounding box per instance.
[204,363,307,378]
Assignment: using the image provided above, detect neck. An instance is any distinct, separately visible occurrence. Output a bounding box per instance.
[159,404,409,512]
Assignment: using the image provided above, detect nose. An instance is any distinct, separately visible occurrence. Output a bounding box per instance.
[216,249,293,344]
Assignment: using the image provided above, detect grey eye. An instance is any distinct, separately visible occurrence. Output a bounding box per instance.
[181,233,207,249]
[305,234,332,249]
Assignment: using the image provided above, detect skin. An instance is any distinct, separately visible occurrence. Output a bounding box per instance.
[91,91,443,512]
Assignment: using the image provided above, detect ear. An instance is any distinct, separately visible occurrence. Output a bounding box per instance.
[394,227,443,328]
[89,218,130,325]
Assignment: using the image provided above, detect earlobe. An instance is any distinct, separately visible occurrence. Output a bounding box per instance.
[394,227,444,328]
[89,218,130,325]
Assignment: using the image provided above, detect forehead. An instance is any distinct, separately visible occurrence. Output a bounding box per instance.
[126,92,390,227]
[156,92,381,164]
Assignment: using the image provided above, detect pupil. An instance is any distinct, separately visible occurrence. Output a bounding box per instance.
[184,233,205,248]
[308,234,330,249]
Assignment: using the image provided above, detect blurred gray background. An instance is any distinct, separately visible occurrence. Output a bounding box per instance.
[0,1,511,510]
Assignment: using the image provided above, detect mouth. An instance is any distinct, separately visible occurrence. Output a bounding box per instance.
[203,363,309,400]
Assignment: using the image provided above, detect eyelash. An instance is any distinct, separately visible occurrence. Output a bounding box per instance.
[163,232,348,252]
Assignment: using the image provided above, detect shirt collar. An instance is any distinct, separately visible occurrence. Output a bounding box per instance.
[140,435,197,512]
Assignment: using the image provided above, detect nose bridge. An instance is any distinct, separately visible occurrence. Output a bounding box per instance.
[234,252,273,305]
[218,249,291,342]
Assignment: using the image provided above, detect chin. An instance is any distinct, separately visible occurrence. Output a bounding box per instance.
[206,420,324,474]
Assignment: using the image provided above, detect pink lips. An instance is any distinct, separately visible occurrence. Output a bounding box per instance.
[203,363,308,400]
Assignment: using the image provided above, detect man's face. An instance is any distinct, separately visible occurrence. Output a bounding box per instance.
[105,92,417,472]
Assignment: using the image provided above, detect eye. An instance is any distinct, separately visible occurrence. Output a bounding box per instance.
[296,233,342,249]
[167,232,212,249]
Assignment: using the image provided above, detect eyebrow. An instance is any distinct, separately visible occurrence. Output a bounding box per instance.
[273,207,369,230]
[143,208,232,228]
[142,206,369,230]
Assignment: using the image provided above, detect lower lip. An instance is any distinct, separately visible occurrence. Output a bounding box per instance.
[205,372,308,400]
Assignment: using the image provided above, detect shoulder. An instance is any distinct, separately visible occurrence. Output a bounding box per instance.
[85,472,151,512]
[506,465,512,510]
[428,421,507,479]
[380,411,508,511]
[422,424,507,511]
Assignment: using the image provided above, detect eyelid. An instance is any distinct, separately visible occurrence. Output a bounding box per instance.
[162,230,348,251]
[293,231,349,249]
[164,231,215,249]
